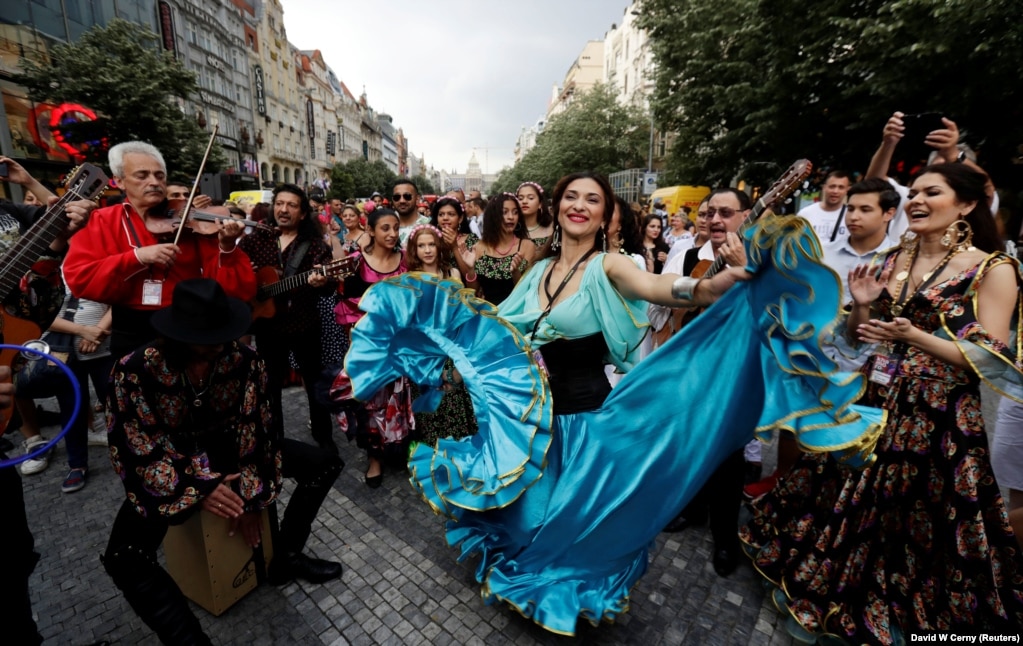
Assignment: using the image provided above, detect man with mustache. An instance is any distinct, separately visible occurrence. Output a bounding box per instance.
[238,184,337,454]
[657,187,751,577]
[63,141,255,355]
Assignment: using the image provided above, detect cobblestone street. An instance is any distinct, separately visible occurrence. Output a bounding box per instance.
[20,385,809,645]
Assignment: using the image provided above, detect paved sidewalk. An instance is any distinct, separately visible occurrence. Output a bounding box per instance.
[19,387,797,645]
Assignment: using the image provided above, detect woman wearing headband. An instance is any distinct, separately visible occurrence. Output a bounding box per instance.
[455,193,535,304]
[516,181,554,249]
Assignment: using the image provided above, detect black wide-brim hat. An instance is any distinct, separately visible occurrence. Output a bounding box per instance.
[150,278,251,345]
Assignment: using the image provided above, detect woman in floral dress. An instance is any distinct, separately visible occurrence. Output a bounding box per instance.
[741,163,1023,644]
[404,224,478,446]
[331,208,412,488]
[455,194,535,305]
[516,181,554,250]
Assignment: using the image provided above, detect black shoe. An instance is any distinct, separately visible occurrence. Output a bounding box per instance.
[364,474,383,488]
[713,547,739,577]
[268,552,343,585]
[662,512,707,533]
[0,436,13,453]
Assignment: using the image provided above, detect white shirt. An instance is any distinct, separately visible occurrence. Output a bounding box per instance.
[665,235,696,264]
[798,202,848,242]
[822,234,896,306]
[468,215,482,238]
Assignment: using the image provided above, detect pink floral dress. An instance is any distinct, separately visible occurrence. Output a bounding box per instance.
[330,251,413,463]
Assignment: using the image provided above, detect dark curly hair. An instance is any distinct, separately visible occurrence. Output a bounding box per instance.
[910,164,1001,253]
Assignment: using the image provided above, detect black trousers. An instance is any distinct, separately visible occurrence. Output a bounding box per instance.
[0,463,43,646]
[681,448,745,551]
[255,321,334,450]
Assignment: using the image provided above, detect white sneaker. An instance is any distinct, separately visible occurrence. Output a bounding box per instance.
[20,437,51,475]
[87,431,108,446]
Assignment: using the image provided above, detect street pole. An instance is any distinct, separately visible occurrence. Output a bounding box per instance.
[648,114,654,172]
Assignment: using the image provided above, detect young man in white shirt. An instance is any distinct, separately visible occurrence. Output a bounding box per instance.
[821,178,899,305]
[744,178,899,503]
[797,170,851,242]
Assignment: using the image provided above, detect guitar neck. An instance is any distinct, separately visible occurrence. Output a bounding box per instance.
[702,196,771,279]
[258,267,321,299]
[0,191,80,301]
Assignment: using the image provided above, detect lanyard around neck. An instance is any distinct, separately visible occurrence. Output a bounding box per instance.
[530,249,598,342]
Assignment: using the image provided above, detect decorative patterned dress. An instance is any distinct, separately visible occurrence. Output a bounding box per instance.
[331,251,413,464]
[404,272,479,447]
[740,251,1023,644]
[465,234,521,305]
[341,217,885,636]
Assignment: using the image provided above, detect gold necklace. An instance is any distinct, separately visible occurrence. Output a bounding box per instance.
[892,244,963,317]
[890,244,917,317]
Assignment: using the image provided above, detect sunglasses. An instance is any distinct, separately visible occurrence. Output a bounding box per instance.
[392,192,414,202]
[705,207,740,219]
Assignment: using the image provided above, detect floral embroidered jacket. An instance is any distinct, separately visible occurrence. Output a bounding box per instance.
[107,341,281,519]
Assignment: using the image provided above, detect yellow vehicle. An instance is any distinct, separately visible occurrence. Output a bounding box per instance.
[649,186,711,219]
[228,189,274,208]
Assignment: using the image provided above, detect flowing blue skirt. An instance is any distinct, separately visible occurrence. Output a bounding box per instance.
[342,219,885,635]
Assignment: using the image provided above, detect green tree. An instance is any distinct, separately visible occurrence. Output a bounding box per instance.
[330,158,396,198]
[412,174,437,196]
[639,0,1023,188]
[327,167,355,202]
[492,83,651,193]
[15,18,225,176]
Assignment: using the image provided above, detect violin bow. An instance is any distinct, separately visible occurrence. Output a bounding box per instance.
[172,124,220,247]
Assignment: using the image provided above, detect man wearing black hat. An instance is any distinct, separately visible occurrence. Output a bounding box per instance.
[101,279,343,645]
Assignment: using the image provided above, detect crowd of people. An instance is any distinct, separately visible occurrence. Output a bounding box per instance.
[1,108,1022,644]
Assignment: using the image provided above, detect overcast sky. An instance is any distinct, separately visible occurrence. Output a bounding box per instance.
[283,0,633,174]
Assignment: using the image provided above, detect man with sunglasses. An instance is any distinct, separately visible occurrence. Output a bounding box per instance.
[656,187,751,578]
[391,177,430,248]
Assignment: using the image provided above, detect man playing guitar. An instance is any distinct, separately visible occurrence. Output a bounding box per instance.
[0,155,96,646]
[652,188,750,578]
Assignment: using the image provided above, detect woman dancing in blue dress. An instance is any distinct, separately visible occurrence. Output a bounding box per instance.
[340,171,884,635]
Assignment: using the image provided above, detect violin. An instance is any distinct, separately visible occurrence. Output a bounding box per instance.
[145,200,273,237]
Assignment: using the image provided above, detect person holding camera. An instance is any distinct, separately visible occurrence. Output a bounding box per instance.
[866,110,998,241]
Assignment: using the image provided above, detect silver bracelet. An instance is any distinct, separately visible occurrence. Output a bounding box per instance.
[671,276,701,303]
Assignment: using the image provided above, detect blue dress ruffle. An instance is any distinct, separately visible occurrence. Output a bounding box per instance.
[343,217,885,636]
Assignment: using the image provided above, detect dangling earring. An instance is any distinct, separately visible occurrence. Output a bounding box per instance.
[551,225,561,251]
[945,219,973,250]
[600,228,608,253]
[940,226,953,249]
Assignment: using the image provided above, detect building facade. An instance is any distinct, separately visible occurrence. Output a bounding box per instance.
[376,113,398,174]
[513,114,546,163]
[546,40,605,119]
[246,0,305,186]
[164,0,259,175]
[603,1,654,109]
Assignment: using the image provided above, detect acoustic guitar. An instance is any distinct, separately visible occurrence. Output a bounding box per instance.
[250,255,359,320]
[0,163,109,434]
[652,159,813,346]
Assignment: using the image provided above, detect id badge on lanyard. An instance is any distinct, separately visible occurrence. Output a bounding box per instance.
[868,351,902,386]
[142,279,164,306]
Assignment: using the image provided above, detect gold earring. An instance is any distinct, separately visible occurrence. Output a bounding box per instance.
[943,219,973,250]
[940,227,953,249]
